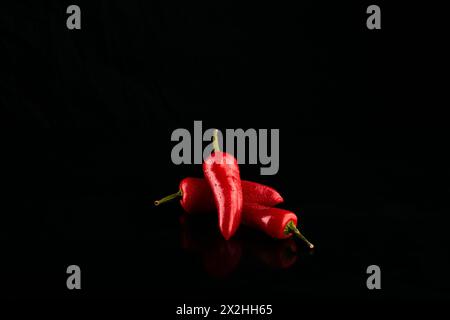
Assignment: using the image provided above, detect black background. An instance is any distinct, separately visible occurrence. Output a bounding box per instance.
[1,0,449,313]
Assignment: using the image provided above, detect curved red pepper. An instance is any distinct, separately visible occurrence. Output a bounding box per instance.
[154,177,283,214]
[242,203,314,248]
[203,130,243,240]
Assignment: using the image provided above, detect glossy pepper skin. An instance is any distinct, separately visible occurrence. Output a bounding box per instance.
[179,178,213,213]
[203,129,243,240]
[155,177,283,214]
[203,150,243,240]
[242,204,314,248]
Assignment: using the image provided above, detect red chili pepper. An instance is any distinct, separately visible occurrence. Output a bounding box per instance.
[203,129,243,240]
[242,203,314,249]
[154,177,283,213]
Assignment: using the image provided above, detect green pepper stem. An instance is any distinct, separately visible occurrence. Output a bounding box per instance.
[212,129,220,152]
[154,190,182,206]
[284,220,314,249]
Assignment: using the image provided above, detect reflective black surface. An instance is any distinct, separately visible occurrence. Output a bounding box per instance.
[1,0,449,311]
[3,149,450,302]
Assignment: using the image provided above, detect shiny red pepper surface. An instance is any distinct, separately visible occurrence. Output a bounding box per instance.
[203,150,243,240]
[172,177,283,213]
[242,203,297,239]
[242,203,314,248]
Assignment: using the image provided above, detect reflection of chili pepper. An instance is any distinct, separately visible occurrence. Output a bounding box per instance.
[179,215,216,253]
[202,129,243,240]
[251,238,298,269]
[242,204,314,249]
[180,218,206,253]
[180,216,242,277]
[154,177,283,213]
[202,239,242,278]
